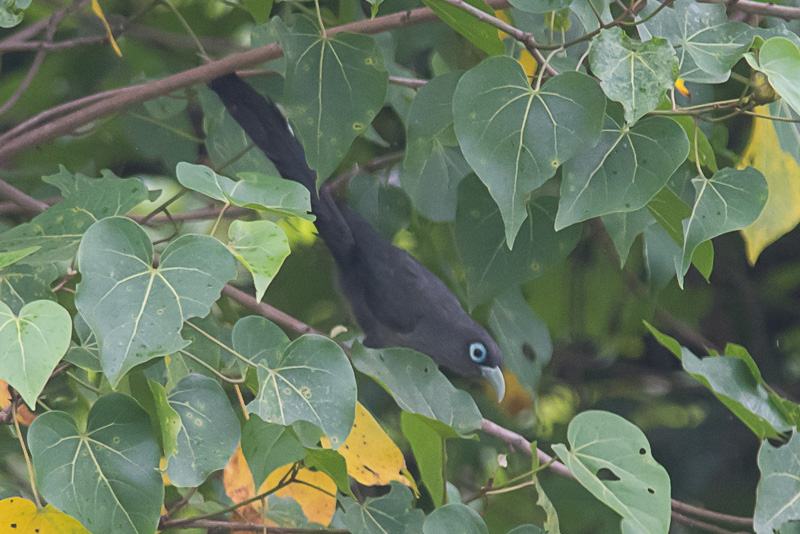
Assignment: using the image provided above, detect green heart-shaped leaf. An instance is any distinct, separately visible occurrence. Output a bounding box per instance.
[28,394,163,534]
[455,176,581,308]
[552,411,671,534]
[75,217,237,385]
[556,112,689,229]
[176,163,312,220]
[228,220,291,302]
[453,57,605,245]
[279,18,389,179]
[641,0,753,83]
[0,300,71,407]
[678,167,767,285]
[162,374,241,487]
[234,316,356,448]
[589,28,677,123]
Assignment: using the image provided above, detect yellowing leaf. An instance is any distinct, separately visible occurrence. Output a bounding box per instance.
[495,10,510,40]
[90,0,122,57]
[223,445,262,524]
[740,106,800,264]
[264,464,336,526]
[321,402,413,488]
[518,49,538,80]
[0,380,35,425]
[675,78,690,98]
[0,498,89,534]
[223,445,336,527]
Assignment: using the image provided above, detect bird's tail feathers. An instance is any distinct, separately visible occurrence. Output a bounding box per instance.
[209,73,355,262]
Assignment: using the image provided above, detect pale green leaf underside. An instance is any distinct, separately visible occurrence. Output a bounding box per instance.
[552,410,671,534]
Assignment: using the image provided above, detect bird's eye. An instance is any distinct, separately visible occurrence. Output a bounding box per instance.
[469,342,487,363]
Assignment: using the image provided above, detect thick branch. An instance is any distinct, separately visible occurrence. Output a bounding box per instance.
[0,0,511,163]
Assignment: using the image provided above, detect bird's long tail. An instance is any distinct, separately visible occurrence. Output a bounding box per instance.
[208,73,355,262]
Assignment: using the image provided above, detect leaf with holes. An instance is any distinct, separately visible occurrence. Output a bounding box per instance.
[589,28,678,124]
[163,374,241,487]
[27,394,163,534]
[453,57,605,246]
[0,497,90,534]
[278,17,388,179]
[0,300,71,407]
[489,288,552,397]
[640,0,754,83]
[677,167,767,286]
[351,343,482,437]
[551,411,671,534]
[556,110,689,229]
[75,217,237,386]
[234,316,356,448]
[0,167,147,265]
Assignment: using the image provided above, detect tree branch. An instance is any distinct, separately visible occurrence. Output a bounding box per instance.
[0,0,511,163]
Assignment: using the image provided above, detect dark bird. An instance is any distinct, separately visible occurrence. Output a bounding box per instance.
[209,73,505,401]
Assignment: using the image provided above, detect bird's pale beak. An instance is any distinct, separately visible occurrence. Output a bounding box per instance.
[481,366,505,402]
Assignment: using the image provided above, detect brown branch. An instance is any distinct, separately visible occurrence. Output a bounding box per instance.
[0,0,91,48]
[0,6,64,117]
[435,0,557,75]
[696,0,800,20]
[0,179,50,213]
[221,285,324,337]
[671,511,749,534]
[0,0,512,163]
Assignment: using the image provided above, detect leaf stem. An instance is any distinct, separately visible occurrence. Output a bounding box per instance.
[178,349,246,383]
[12,403,42,508]
[183,320,258,367]
[314,0,328,38]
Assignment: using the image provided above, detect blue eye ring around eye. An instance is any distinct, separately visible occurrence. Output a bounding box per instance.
[469,342,487,363]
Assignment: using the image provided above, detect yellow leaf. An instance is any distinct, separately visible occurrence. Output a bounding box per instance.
[90,0,122,57]
[518,50,538,81]
[0,380,36,425]
[740,106,800,264]
[223,445,337,526]
[321,402,414,488]
[675,78,690,98]
[263,464,336,526]
[495,10,510,40]
[0,498,89,534]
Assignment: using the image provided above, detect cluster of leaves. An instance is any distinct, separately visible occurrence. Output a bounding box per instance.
[3,0,800,532]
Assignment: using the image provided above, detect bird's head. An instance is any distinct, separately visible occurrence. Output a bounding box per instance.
[463,333,505,403]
